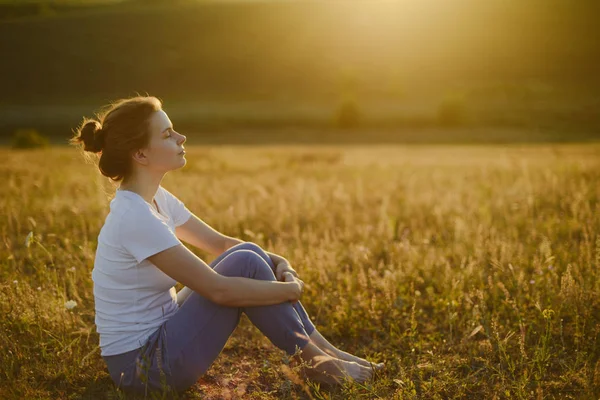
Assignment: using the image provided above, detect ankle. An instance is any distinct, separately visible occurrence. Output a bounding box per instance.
[310,339,343,358]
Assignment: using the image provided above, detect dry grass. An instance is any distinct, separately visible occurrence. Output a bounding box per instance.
[1,144,599,399]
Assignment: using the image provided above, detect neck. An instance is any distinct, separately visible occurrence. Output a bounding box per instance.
[119,170,164,205]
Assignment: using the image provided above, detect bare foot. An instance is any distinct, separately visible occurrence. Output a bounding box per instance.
[308,329,385,371]
[330,349,385,371]
[302,355,373,385]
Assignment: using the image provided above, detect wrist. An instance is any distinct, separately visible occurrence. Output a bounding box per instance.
[283,281,298,301]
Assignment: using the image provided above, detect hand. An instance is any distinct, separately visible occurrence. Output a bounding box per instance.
[275,262,299,282]
[284,272,304,304]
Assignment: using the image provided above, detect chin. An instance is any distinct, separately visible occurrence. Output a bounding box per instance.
[168,159,186,172]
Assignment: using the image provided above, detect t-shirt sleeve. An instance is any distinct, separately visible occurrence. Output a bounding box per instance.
[120,207,182,264]
[160,186,192,227]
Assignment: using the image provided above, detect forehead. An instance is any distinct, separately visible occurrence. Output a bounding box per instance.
[148,110,171,135]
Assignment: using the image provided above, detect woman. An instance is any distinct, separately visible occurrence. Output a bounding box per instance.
[70,96,384,395]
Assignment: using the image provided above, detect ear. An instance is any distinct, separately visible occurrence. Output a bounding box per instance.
[132,148,149,166]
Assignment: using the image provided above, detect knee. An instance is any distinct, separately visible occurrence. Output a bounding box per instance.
[235,242,275,268]
[229,249,264,265]
[216,249,273,278]
[234,241,265,256]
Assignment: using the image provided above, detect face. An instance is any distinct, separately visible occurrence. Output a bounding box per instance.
[135,110,187,173]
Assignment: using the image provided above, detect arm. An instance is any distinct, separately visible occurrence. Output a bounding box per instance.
[148,244,302,307]
[174,213,297,280]
[174,244,296,305]
[175,213,241,255]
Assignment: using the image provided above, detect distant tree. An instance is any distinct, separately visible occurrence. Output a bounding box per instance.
[437,95,468,127]
[335,97,361,129]
[11,129,49,149]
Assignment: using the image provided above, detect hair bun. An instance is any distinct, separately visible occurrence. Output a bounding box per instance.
[80,119,105,153]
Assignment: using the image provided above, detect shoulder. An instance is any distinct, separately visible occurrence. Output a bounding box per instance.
[158,185,192,226]
[118,202,161,233]
[159,185,177,199]
[158,185,185,206]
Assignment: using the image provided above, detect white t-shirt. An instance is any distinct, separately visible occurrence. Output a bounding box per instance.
[92,185,192,356]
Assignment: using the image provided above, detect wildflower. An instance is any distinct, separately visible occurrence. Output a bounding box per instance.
[25,232,34,248]
[68,267,76,272]
[542,308,555,320]
[13,280,18,285]
[37,287,41,291]
[529,279,535,284]
[65,300,77,310]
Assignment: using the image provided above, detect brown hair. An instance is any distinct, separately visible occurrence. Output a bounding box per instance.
[70,96,162,182]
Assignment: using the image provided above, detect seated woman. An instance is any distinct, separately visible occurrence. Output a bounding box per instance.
[70,96,384,395]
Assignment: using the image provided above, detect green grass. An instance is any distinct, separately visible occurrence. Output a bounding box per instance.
[1,144,599,398]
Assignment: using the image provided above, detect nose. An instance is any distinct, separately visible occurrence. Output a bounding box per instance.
[177,132,186,145]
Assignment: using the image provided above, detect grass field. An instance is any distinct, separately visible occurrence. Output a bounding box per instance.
[1,144,599,399]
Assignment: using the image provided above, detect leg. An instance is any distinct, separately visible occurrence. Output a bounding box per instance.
[163,249,321,392]
[175,241,316,358]
[230,242,317,335]
[223,250,373,385]
[103,293,241,395]
[179,242,316,337]
[219,249,313,356]
[239,242,383,371]
[215,243,377,381]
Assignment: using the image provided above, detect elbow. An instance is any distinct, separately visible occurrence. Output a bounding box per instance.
[209,290,226,306]
[208,275,231,306]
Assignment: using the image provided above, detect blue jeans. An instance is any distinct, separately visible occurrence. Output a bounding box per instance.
[102,242,316,394]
